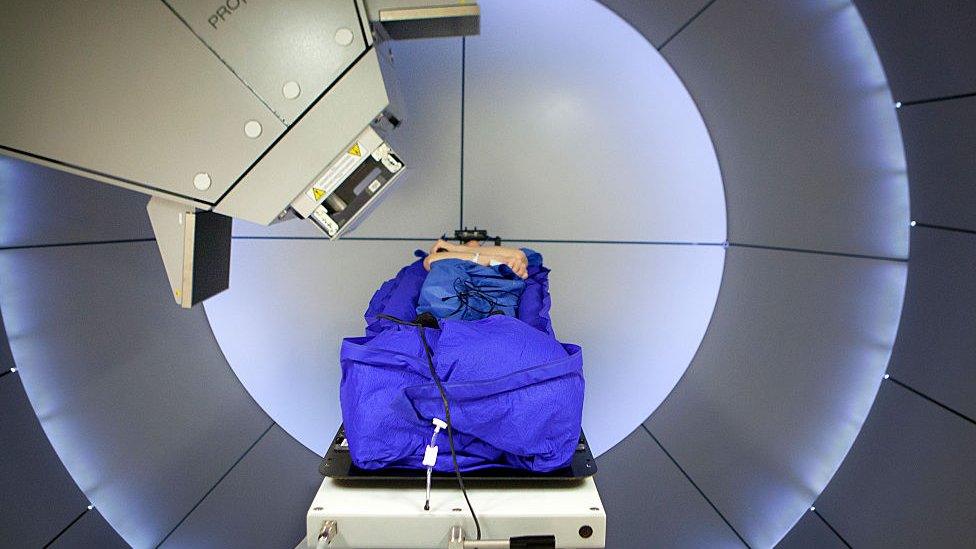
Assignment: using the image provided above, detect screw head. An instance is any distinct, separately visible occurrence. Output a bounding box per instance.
[282,81,301,100]
[193,172,212,191]
[244,120,263,138]
[335,27,354,46]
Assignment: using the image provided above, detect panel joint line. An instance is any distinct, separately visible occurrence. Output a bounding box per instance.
[658,0,721,50]
[642,424,752,548]
[42,506,91,548]
[159,0,284,123]
[885,376,976,426]
[812,509,853,549]
[0,238,156,252]
[898,90,976,108]
[912,221,976,237]
[459,36,467,229]
[729,242,907,263]
[153,422,276,548]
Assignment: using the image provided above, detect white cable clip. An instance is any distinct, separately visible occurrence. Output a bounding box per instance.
[423,445,439,467]
[432,418,448,432]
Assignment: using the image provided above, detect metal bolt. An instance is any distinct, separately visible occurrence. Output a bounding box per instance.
[335,27,354,46]
[244,120,263,138]
[282,81,301,100]
[193,172,212,191]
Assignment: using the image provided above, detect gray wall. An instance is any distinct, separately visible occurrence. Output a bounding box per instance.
[11,1,969,548]
[781,2,976,547]
[0,169,317,548]
[0,309,119,548]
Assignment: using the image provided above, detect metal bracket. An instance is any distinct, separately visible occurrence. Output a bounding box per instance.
[147,197,232,308]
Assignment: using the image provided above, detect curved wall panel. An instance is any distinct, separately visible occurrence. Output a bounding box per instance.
[855,0,976,103]
[814,382,976,547]
[0,1,923,548]
[597,0,713,48]
[0,239,273,548]
[646,247,906,547]
[0,358,90,548]
[596,429,743,548]
[159,425,321,548]
[898,95,976,231]
[887,227,976,420]
[463,0,726,243]
[655,0,908,258]
[0,157,153,248]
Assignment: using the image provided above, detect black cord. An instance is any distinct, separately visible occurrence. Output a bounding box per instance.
[446,276,523,319]
[377,314,482,540]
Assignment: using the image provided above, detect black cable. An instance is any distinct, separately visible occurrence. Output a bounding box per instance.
[377,314,482,540]
[446,276,523,319]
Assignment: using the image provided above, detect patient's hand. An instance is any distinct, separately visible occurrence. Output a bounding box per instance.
[480,246,529,279]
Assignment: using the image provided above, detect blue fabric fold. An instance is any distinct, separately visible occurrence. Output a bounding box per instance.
[341,248,583,472]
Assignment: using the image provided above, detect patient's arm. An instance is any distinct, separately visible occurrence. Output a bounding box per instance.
[425,240,529,278]
[424,250,488,271]
[477,246,528,277]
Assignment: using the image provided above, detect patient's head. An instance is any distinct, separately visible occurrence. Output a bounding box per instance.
[463,240,481,248]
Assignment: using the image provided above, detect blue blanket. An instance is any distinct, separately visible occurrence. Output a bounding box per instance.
[340,249,584,472]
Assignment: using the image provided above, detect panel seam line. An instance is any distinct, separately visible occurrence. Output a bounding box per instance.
[159,0,285,123]
[641,424,752,547]
[885,376,976,426]
[657,0,721,50]
[153,421,276,548]
[0,238,156,251]
[41,506,91,548]
[729,242,907,263]
[812,509,853,548]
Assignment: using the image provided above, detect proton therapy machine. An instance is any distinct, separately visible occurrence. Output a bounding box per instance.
[0,2,606,546]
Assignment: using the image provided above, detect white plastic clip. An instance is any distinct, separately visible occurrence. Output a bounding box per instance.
[432,418,448,431]
[423,445,439,467]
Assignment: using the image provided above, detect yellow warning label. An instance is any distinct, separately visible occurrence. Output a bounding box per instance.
[348,143,362,157]
[312,188,326,201]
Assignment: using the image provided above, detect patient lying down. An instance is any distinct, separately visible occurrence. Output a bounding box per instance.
[339,238,584,473]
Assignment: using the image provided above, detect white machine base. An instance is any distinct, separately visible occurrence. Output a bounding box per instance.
[306,477,606,548]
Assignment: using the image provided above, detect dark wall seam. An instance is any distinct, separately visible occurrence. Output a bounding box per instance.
[153,421,277,548]
[0,239,156,252]
[730,242,908,263]
[912,222,976,237]
[657,0,721,50]
[459,36,467,229]
[41,506,91,549]
[885,376,976,427]
[899,90,976,108]
[641,424,752,548]
[812,508,853,549]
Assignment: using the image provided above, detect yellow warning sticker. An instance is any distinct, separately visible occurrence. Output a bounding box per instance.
[348,143,362,157]
[312,188,326,201]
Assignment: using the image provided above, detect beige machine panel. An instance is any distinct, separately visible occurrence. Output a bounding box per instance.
[165,0,369,125]
[215,50,391,225]
[0,0,284,204]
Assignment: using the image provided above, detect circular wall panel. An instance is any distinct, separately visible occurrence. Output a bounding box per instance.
[206,0,727,457]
